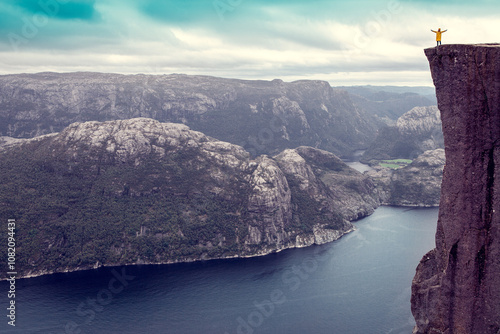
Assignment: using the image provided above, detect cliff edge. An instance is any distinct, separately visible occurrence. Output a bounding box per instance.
[411,44,500,333]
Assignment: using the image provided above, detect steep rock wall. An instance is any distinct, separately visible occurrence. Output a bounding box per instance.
[411,44,500,333]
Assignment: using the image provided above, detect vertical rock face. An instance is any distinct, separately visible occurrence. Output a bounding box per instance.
[411,44,500,333]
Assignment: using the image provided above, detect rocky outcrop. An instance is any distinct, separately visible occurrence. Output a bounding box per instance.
[275,146,381,220]
[368,149,444,207]
[411,44,500,333]
[0,136,23,147]
[0,118,380,279]
[397,106,441,139]
[0,72,376,157]
[362,106,443,161]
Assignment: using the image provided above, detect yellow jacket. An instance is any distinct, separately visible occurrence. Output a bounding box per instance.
[431,29,447,41]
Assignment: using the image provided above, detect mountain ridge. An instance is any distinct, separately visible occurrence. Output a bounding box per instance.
[0,72,377,157]
[0,117,381,279]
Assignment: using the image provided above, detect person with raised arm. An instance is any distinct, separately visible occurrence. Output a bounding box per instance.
[431,28,447,46]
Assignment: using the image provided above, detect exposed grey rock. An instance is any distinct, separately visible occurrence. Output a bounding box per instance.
[247,155,292,248]
[275,146,381,221]
[368,149,445,207]
[0,136,23,148]
[389,149,444,206]
[397,106,441,138]
[362,106,443,161]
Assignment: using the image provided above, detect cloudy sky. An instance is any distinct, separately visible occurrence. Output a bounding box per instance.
[0,0,498,86]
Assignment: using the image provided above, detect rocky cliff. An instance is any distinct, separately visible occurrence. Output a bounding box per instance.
[0,118,380,279]
[0,72,376,157]
[411,44,500,333]
[275,146,381,221]
[362,105,443,162]
[368,148,444,207]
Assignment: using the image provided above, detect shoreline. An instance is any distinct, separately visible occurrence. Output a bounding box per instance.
[2,204,439,282]
[2,226,357,282]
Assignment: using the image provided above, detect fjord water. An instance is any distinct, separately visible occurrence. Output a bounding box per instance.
[344,150,374,173]
[1,206,437,334]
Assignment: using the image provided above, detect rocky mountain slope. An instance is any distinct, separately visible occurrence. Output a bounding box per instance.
[0,72,376,157]
[0,118,381,279]
[368,149,444,207]
[338,85,436,122]
[411,44,500,333]
[362,106,443,161]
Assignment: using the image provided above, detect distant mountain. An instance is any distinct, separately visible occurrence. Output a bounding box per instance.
[0,118,381,279]
[0,72,377,158]
[361,106,443,161]
[337,85,437,122]
[343,85,436,98]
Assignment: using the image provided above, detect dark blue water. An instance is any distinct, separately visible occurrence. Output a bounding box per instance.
[0,206,437,334]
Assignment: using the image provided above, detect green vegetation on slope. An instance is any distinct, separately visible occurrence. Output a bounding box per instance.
[0,140,252,277]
